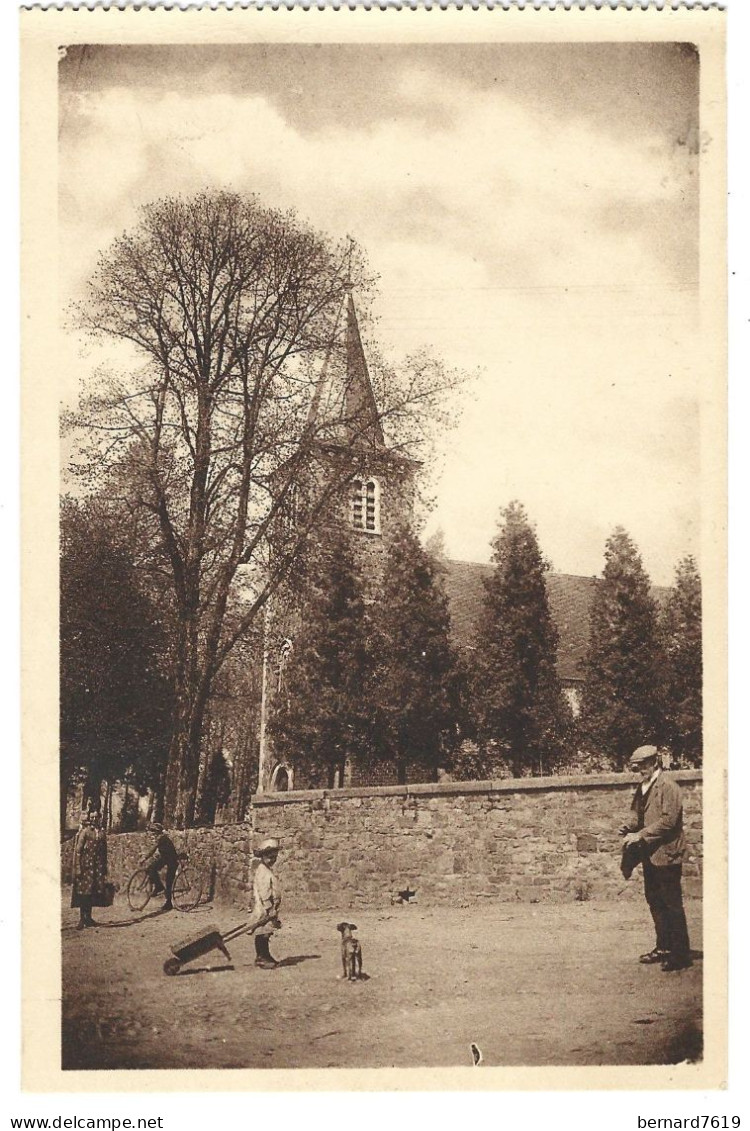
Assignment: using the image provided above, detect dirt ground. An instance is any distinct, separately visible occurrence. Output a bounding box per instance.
[61,893,702,1071]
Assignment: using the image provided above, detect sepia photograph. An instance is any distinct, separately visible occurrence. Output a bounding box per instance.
[20,5,727,1091]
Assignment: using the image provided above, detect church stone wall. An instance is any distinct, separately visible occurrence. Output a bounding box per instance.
[64,772,702,913]
[250,771,702,911]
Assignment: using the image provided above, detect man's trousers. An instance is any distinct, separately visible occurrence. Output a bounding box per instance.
[642,859,691,961]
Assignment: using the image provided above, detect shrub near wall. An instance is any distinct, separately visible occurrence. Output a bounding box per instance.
[249,771,702,911]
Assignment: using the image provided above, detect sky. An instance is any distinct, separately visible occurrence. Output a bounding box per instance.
[58,42,701,586]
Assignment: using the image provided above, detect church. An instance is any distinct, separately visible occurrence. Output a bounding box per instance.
[256,288,665,794]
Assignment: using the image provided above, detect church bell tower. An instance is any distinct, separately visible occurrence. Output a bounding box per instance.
[256,284,419,792]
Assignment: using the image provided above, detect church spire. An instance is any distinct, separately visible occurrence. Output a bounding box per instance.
[306,281,385,450]
[342,285,385,448]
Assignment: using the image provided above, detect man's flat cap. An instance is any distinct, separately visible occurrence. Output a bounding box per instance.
[630,745,659,766]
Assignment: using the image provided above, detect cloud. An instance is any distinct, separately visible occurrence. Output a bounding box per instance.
[59,49,701,585]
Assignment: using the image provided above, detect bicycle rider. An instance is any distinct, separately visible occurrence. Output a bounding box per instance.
[141,823,179,911]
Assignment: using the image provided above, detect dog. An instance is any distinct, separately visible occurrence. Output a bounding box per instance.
[336,922,363,981]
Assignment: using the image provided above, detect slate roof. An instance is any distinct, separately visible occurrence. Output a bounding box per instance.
[442,559,669,683]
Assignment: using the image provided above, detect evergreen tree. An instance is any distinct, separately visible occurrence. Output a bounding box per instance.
[661,556,702,766]
[579,526,664,767]
[370,525,462,784]
[470,501,574,776]
[60,497,172,832]
[268,526,371,788]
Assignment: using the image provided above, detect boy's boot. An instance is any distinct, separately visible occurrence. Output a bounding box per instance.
[254,934,278,969]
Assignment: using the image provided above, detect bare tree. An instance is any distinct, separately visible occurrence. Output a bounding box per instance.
[68,191,462,826]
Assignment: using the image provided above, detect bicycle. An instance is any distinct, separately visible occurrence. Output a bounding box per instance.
[126,852,204,913]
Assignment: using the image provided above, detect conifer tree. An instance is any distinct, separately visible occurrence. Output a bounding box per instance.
[470,501,574,776]
[661,556,702,766]
[60,497,172,831]
[267,525,371,789]
[579,526,664,767]
[370,524,461,783]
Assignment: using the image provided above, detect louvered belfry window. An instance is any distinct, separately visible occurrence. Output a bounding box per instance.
[351,477,379,532]
[352,479,364,529]
[365,480,376,531]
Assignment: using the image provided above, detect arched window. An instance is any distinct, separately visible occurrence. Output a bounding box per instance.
[270,763,293,792]
[351,477,380,534]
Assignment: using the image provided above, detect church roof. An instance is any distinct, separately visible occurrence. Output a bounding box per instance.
[441,559,670,683]
[306,289,385,450]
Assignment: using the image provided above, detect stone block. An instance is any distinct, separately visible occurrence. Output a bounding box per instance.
[576,833,599,854]
[513,886,546,903]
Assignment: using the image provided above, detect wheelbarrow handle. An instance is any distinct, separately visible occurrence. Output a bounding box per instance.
[222,922,249,943]
[222,912,274,943]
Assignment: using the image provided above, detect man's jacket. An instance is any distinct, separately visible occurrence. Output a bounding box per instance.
[625,772,688,867]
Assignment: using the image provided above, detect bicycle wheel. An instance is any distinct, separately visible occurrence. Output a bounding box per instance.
[127,869,154,912]
[171,862,203,912]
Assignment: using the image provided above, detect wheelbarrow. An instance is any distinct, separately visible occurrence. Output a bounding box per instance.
[163,913,275,976]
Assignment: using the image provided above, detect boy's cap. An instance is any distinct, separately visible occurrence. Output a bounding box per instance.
[630,745,659,766]
[256,837,280,855]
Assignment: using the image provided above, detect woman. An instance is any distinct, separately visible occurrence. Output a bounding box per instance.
[71,809,108,929]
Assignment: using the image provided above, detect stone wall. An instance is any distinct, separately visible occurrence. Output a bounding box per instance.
[251,770,702,910]
[62,771,702,911]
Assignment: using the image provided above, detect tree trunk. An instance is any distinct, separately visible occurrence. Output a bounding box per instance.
[151,769,165,825]
[82,768,102,815]
[103,780,114,830]
[122,778,131,831]
[164,689,210,828]
[164,681,191,825]
[59,773,70,839]
[163,601,209,827]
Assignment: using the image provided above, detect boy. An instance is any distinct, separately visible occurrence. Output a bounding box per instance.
[249,837,282,969]
[142,822,179,911]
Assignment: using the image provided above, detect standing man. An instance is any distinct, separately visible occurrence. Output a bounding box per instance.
[142,823,179,912]
[620,745,692,972]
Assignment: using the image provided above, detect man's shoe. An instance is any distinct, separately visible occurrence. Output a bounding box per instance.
[639,949,668,965]
[162,902,173,911]
[76,920,86,930]
[661,956,693,972]
[254,958,278,969]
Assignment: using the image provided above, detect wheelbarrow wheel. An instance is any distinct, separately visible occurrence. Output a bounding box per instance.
[127,868,154,912]
[172,863,203,912]
[163,957,181,976]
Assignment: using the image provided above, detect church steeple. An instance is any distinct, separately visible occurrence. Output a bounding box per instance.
[306,285,385,450]
[259,275,420,793]
[342,287,385,448]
